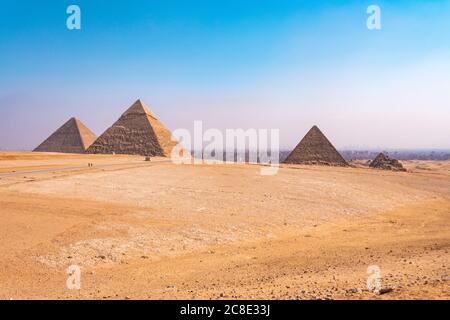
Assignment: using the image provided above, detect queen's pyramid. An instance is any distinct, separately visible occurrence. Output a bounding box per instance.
[34,117,97,154]
[283,125,348,166]
[86,99,178,156]
[370,152,406,171]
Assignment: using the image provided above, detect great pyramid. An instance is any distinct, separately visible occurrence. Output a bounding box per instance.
[34,117,97,153]
[370,153,406,171]
[86,99,178,156]
[283,125,348,166]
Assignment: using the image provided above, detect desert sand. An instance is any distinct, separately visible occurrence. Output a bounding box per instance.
[0,152,449,299]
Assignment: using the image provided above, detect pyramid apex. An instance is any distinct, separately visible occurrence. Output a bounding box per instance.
[306,125,325,136]
[131,98,145,107]
[123,99,155,117]
[373,152,388,161]
[134,98,149,108]
[70,117,85,127]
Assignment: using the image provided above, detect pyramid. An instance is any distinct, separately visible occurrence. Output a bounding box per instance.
[34,117,97,153]
[86,99,178,156]
[283,125,348,166]
[370,153,406,171]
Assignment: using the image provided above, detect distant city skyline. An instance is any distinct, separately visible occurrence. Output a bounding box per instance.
[1,0,450,151]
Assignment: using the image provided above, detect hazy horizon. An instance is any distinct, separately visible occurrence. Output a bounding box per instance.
[1,0,450,151]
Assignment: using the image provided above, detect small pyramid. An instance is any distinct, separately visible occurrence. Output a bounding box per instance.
[34,117,97,154]
[86,99,179,156]
[283,125,348,166]
[369,153,406,171]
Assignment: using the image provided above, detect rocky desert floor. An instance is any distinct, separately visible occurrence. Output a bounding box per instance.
[0,152,449,300]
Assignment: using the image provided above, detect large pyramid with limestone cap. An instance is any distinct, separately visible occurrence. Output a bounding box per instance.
[34,117,97,153]
[283,125,348,166]
[86,99,178,156]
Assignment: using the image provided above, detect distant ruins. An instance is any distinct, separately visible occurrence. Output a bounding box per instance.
[34,117,97,154]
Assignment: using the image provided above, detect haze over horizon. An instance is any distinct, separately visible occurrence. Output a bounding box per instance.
[1,0,450,151]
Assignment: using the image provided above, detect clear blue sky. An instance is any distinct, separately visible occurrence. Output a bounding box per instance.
[1,0,449,150]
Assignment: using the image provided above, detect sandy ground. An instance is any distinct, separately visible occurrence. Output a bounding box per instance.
[0,152,449,300]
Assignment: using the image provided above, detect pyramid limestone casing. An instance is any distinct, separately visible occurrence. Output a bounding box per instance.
[86,99,179,156]
[34,117,97,154]
[283,125,348,166]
